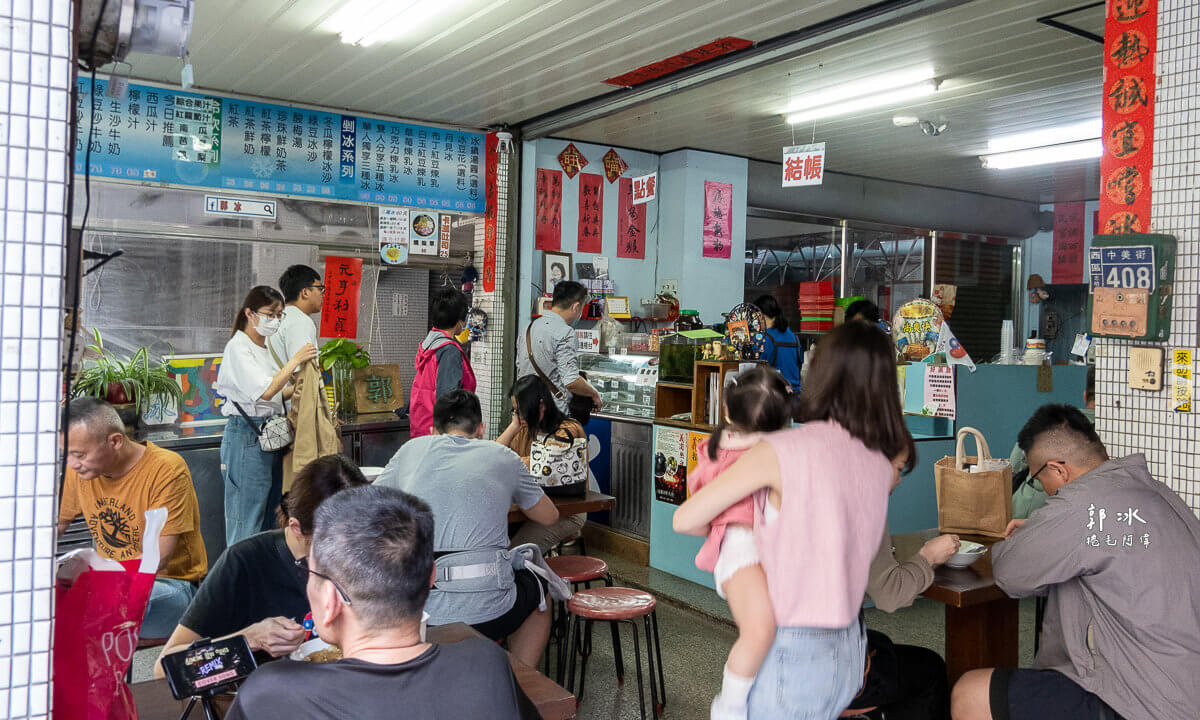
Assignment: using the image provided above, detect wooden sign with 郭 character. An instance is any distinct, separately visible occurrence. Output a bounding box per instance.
[353,365,404,413]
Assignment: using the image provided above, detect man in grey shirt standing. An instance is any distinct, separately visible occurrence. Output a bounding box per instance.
[375,390,558,668]
[517,280,601,419]
[951,404,1200,720]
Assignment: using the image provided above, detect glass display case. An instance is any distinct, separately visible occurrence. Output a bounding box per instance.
[579,352,658,419]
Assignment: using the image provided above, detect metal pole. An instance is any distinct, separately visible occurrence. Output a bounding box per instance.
[839,220,849,297]
[927,231,938,294]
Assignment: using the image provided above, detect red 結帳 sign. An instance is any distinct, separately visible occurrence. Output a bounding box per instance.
[1100,0,1157,234]
[1052,201,1086,284]
[781,143,825,187]
[604,37,753,86]
[319,256,362,338]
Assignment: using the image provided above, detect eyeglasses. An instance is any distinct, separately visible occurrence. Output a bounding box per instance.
[295,557,352,604]
[256,310,284,320]
[1029,460,1066,483]
[309,284,326,293]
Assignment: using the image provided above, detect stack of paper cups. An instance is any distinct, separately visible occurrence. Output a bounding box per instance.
[1000,320,1014,363]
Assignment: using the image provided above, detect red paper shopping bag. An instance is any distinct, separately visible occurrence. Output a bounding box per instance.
[53,509,165,720]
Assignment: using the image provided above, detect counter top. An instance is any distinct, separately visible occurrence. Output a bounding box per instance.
[141,412,409,449]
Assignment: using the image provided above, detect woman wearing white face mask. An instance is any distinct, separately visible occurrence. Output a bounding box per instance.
[216,286,318,546]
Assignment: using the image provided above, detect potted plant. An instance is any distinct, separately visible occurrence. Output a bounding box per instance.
[71,329,184,423]
[319,338,371,420]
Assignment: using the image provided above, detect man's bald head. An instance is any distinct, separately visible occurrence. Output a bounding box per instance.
[1018,404,1108,495]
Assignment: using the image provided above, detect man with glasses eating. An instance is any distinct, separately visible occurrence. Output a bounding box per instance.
[224,484,539,720]
[951,404,1200,720]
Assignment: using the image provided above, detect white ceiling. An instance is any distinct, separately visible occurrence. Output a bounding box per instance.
[125,0,877,127]
[124,0,1105,204]
[555,0,1105,203]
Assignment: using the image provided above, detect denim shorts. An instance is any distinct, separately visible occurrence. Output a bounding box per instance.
[747,621,866,719]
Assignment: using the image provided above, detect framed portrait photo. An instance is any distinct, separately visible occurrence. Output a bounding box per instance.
[543,251,573,294]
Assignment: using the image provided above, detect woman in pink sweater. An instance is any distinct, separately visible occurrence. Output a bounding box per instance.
[675,322,914,718]
[687,367,794,720]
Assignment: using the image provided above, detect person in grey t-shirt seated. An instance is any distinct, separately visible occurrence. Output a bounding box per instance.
[225,485,539,720]
[517,280,601,420]
[375,390,559,667]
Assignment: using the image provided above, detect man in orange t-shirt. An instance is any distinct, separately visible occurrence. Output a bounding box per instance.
[58,398,208,638]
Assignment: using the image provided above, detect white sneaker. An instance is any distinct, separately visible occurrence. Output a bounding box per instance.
[710,693,748,720]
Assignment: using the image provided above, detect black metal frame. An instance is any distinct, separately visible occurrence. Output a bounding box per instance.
[563,606,666,720]
[1036,2,1104,44]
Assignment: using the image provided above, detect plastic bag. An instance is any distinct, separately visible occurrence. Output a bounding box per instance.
[53,508,166,720]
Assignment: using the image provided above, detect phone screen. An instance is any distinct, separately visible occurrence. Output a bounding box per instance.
[161,635,258,699]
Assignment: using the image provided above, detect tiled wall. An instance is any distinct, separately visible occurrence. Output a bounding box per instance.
[1095,0,1200,513]
[471,150,512,437]
[1,1,73,717]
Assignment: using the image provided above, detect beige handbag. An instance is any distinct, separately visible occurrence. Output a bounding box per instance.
[934,427,1013,538]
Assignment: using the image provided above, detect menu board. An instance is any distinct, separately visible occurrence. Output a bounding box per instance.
[75,77,486,212]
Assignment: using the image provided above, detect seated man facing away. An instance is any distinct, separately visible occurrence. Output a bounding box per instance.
[375,389,558,668]
[225,485,539,720]
[57,397,207,638]
[952,404,1200,720]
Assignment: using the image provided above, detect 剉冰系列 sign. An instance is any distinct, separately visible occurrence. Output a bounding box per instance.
[75,77,487,212]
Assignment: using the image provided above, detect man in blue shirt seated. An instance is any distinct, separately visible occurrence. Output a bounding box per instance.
[225,485,539,720]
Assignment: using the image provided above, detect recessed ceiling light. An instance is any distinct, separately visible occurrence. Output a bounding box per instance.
[980,139,1102,169]
[786,80,938,125]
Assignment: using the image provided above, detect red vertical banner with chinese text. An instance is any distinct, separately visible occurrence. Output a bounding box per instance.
[535,168,562,251]
[616,177,646,259]
[1100,0,1157,234]
[319,256,363,338]
[482,132,498,293]
[703,181,733,259]
[577,173,603,253]
[1052,201,1085,283]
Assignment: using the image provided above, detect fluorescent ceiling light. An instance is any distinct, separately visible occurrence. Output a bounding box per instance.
[985,120,1102,154]
[980,139,1102,169]
[786,81,938,124]
[322,0,430,46]
[783,66,936,115]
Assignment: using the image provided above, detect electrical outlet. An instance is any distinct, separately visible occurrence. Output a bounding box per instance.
[659,279,679,295]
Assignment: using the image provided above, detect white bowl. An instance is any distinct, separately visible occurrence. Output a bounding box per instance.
[944,540,987,569]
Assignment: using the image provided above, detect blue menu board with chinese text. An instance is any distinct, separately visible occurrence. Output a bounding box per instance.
[74,77,485,212]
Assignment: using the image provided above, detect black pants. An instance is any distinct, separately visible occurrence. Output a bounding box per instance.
[873,644,950,720]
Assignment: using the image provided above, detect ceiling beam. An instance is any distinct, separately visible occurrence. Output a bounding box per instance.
[516,0,974,139]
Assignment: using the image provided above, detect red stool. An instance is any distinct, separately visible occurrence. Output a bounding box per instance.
[565,587,666,720]
[544,556,620,685]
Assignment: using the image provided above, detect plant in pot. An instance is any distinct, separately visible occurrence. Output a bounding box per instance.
[319,338,371,420]
[72,329,184,425]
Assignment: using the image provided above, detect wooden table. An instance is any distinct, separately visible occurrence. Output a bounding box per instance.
[894,531,1020,686]
[132,623,575,719]
[508,490,615,523]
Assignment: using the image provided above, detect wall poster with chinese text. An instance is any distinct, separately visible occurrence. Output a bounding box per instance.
[320,256,363,338]
[482,133,499,292]
[577,173,604,253]
[654,425,688,505]
[616,177,646,259]
[702,180,733,259]
[535,168,563,251]
[1052,202,1085,284]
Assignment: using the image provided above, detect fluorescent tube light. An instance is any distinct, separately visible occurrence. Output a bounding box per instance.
[985,120,1102,154]
[786,81,938,124]
[323,0,421,46]
[979,139,1102,169]
[782,66,936,115]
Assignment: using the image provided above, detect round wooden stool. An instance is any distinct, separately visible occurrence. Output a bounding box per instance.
[544,555,618,684]
[565,587,666,720]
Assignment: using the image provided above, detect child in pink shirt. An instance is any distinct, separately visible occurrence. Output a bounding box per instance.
[687,367,794,720]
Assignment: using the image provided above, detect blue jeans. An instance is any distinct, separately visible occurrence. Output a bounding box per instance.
[141,577,197,639]
[221,415,284,547]
[748,622,866,719]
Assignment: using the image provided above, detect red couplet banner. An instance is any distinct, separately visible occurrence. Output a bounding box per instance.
[1052,201,1085,284]
[577,173,603,253]
[319,256,362,338]
[482,132,498,293]
[1099,0,1157,234]
[535,168,562,251]
[616,176,646,259]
